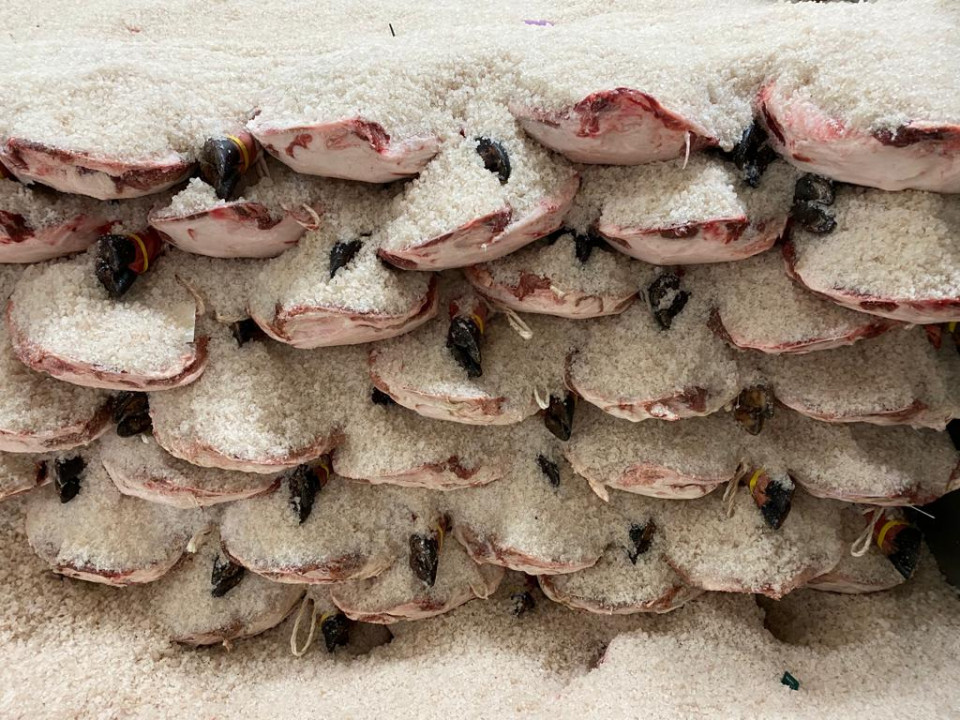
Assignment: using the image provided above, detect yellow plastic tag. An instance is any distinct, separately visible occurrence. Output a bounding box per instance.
[748,468,764,493]
[227,134,251,172]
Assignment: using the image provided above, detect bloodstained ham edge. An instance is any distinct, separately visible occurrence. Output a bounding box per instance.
[248,116,440,183]
[464,265,637,319]
[509,88,715,164]
[378,175,580,271]
[538,571,703,614]
[453,523,601,576]
[150,203,311,259]
[6,303,209,391]
[251,274,439,348]
[0,138,194,200]
[758,80,960,193]
[598,216,784,265]
[0,213,111,263]
[783,239,960,324]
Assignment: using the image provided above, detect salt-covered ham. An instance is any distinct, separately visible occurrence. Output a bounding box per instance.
[0,452,46,502]
[25,450,203,585]
[7,250,206,391]
[151,527,304,645]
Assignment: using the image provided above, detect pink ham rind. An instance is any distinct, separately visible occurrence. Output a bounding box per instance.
[248,117,440,183]
[6,304,209,391]
[464,265,637,319]
[334,456,501,491]
[710,307,896,356]
[794,460,960,508]
[0,459,48,502]
[453,524,600,576]
[509,88,714,164]
[805,573,902,595]
[667,558,828,600]
[150,203,310,259]
[758,80,960,193]
[222,544,393,586]
[0,404,111,454]
[173,593,303,646]
[538,573,703,614]
[598,216,784,265]
[0,138,193,200]
[103,461,281,509]
[783,241,960,324]
[151,429,344,475]
[774,395,937,428]
[0,213,110,263]
[378,175,580,271]
[369,364,534,426]
[252,275,439,348]
[567,455,728,501]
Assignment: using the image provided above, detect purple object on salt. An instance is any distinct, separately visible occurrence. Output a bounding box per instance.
[523,19,554,26]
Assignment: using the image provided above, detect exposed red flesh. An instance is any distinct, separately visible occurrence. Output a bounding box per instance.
[510,89,714,164]
[0,138,193,200]
[249,117,440,183]
[150,202,312,259]
[252,274,438,348]
[758,80,960,193]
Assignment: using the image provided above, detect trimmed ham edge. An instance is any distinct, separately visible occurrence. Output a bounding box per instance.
[598,216,784,265]
[665,555,837,601]
[251,274,439,349]
[0,402,111,454]
[783,239,960,325]
[0,138,194,200]
[757,80,960,193]
[378,174,580,271]
[6,302,209,391]
[150,203,312,259]
[453,523,601,576]
[221,540,395,585]
[464,264,637,319]
[150,426,344,475]
[171,587,305,646]
[248,116,440,183]
[509,88,715,165]
[538,569,704,615]
[334,454,503,491]
[0,214,111,263]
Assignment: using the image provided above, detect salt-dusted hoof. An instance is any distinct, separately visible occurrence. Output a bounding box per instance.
[0,138,193,200]
[330,535,504,624]
[711,308,894,356]
[248,117,440,183]
[380,175,578,271]
[783,242,960,324]
[599,217,783,265]
[0,213,109,263]
[150,203,310,259]
[25,456,201,587]
[465,266,636,319]
[509,89,714,165]
[0,453,47,501]
[661,490,845,599]
[100,433,281,508]
[220,475,402,585]
[538,548,704,614]
[152,528,305,646]
[7,306,209,391]
[453,524,599,576]
[758,81,960,193]
[378,208,512,271]
[253,275,439,348]
[806,507,905,595]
